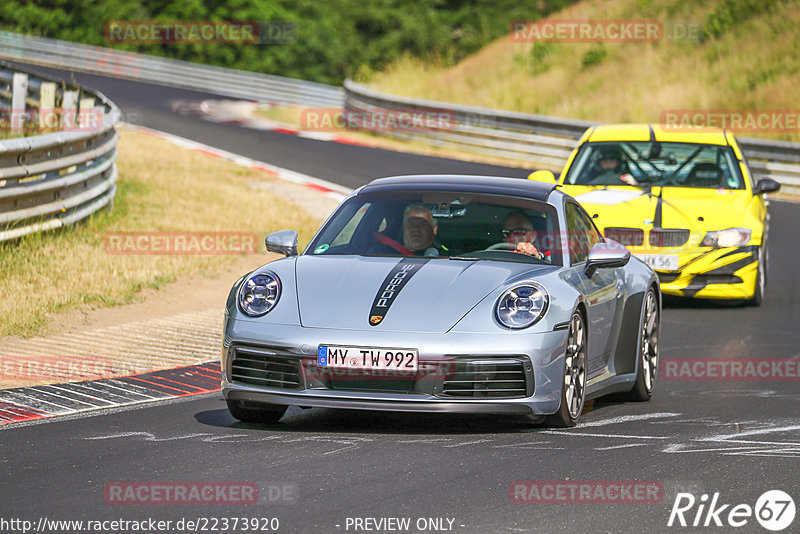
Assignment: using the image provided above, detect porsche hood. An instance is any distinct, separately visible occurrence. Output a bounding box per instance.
[294,255,549,332]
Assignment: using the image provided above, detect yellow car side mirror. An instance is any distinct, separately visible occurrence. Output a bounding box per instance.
[527,170,557,183]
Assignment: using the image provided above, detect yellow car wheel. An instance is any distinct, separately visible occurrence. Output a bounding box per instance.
[746,246,765,307]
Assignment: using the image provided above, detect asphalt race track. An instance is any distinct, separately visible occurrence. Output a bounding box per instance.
[1,65,799,533]
[3,61,530,189]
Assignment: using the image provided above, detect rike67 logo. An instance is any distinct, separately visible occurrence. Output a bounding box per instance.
[668,490,795,531]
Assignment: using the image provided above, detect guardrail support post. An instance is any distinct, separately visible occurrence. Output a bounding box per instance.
[39,82,57,130]
[79,96,96,130]
[11,72,28,134]
[61,90,78,130]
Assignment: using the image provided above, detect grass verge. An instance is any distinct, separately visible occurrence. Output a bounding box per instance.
[367,0,800,143]
[0,127,320,338]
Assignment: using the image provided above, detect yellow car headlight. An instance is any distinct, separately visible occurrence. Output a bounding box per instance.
[701,228,752,248]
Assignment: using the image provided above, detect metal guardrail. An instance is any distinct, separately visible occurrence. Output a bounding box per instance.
[0,31,343,108]
[344,80,591,169]
[344,80,800,194]
[0,61,120,242]
[735,137,800,195]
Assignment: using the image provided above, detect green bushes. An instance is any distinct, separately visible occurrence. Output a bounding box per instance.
[0,0,570,84]
[581,45,607,68]
[702,0,785,39]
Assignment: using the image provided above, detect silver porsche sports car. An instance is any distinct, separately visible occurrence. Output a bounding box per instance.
[222,175,660,427]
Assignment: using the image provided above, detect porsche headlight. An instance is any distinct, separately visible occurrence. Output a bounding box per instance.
[701,228,751,248]
[496,284,548,329]
[238,271,281,317]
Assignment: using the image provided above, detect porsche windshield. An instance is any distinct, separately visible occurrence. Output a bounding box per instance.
[306,191,563,265]
[564,141,746,189]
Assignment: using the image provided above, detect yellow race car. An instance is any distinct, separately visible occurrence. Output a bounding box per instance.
[529,124,781,305]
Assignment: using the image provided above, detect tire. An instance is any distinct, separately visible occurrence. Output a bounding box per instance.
[545,310,587,428]
[226,399,287,424]
[627,288,659,401]
[746,246,765,307]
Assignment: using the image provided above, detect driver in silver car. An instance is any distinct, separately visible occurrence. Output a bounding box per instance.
[502,211,546,260]
[403,203,445,257]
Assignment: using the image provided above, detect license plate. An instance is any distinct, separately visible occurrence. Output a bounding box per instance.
[635,254,679,271]
[318,345,418,372]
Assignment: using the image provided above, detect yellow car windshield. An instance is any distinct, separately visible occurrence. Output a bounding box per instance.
[565,141,745,189]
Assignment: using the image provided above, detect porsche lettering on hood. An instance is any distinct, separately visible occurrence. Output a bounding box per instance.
[368,257,429,326]
[295,256,538,332]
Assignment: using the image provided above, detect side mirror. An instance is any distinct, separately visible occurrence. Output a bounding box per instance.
[754,178,781,195]
[584,239,630,278]
[527,170,557,184]
[266,230,298,257]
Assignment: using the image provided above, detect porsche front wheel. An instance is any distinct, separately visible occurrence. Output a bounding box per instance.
[627,288,659,401]
[227,400,287,424]
[545,310,587,428]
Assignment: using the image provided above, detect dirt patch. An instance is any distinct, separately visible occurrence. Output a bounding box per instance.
[37,253,277,337]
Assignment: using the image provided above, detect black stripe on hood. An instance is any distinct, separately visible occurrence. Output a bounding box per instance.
[647,124,665,229]
[653,188,664,229]
[368,258,430,326]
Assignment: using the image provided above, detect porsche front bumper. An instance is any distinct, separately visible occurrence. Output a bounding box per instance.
[221,321,574,416]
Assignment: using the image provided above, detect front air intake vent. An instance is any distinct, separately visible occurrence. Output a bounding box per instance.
[440,359,531,398]
[605,227,644,247]
[231,346,302,389]
[649,228,690,247]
